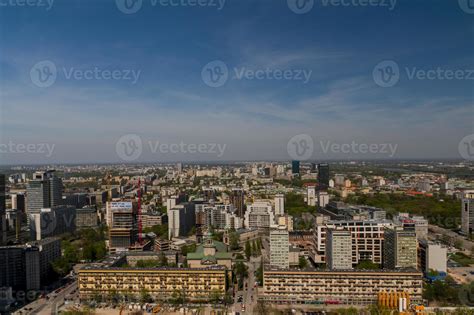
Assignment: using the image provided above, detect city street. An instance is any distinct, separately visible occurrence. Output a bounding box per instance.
[429,224,474,252]
[14,280,78,315]
[233,255,260,314]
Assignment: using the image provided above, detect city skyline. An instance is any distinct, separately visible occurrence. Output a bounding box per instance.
[1,0,473,163]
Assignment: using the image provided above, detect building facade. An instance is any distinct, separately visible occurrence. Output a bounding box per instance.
[106,201,137,251]
[78,265,227,302]
[326,228,352,270]
[168,203,196,239]
[274,194,285,216]
[312,220,393,265]
[384,228,418,269]
[76,207,98,229]
[245,201,274,230]
[418,241,447,274]
[270,225,289,269]
[462,191,474,235]
[261,268,423,306]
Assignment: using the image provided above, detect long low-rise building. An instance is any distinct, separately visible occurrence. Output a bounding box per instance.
[261,268,423,306]
[78,255,228,302]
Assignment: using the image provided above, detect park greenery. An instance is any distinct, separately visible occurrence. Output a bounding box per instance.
[52,227,107,276]
[450,252,474,267]
[346,193,461,229]
[285,192,317,217]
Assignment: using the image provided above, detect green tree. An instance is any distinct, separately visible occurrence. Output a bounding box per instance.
[355,260,380,270]
[233,261,249,290]
[209,289,222,305]
[298,256,308,269]
[244,241,251,260]
[140,288,153,303]
[229,231,240,250]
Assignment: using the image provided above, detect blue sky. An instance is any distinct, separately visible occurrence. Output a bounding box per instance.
[0,0,473,164]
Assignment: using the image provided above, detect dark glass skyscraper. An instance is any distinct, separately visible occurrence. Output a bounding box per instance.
[291,160,300,175]
[317,163,330,190]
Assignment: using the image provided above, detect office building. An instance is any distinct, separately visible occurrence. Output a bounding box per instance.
[334,174,345,187]
[418,241,447,274]
[262,268,423,306]
[230,188,245,218]
[307,186,316,206]
[317,191,329,208]
[311,219,393,265]
[274,194,285,216]
[168,203,196,239]
[384,227,417,269]
[26,171,63,217]
[245,201,275,230]
[11,193,26,213]
[394,213,428,240]
[0,244,40,291]
[270,225,289,269]
[106,201,137,251]
[326,228,352,270]
[76,207,98,229]
[317,163,330,190]
[277,215,294,232]
[30,237,61,284]
[291,160,300,175]
[64,193,89,208]
[461,191,474,235]
[142,212,167,228]
[29,205,76,241]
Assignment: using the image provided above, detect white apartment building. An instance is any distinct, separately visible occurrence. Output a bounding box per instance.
[326,228,352,270]
[317,191,329,208]
[307,186,316,207]
[418,240,447,274]
[274,194,285,216]
[312,220,393,265]
[270,225,289,268]
[394,213,428,240]
[245,201,275,230]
